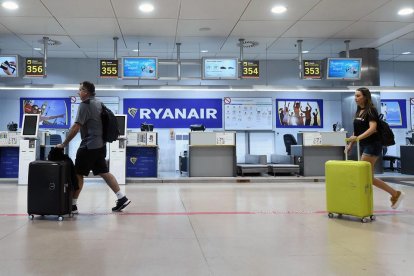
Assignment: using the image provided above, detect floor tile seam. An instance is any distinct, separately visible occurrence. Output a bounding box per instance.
[177,188,215,276]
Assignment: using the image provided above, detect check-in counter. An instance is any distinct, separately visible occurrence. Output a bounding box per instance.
[126,132,158,178]
[400,145,414,175]
[291,131,346,177]
[0,131,21,179]
[188,132,236,177]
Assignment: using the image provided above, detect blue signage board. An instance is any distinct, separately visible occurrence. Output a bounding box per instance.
[126,147,158,177]
[124,98,223,129]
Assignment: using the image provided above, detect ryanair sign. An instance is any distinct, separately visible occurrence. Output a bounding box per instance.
[123,98,223,128]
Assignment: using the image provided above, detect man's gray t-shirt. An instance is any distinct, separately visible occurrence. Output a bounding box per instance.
[75,97,104,149]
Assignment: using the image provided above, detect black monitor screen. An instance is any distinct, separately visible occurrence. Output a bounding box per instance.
[22,115,38,136]
[116,116,126,136]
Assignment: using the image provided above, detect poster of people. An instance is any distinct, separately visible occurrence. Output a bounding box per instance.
[380,99,407,128]
[20,98,71,129]
[276,99,323,128]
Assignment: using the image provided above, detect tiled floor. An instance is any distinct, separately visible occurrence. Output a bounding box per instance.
[0,178,413,276]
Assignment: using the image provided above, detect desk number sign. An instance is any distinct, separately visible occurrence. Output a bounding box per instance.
[25,58,45,77]
[100,59,118,78]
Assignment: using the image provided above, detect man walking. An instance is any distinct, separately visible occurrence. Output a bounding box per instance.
[57,81,130,213]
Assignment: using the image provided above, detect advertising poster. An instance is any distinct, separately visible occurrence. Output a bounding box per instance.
[20,98,71,129]
[124,98,222,129]
[276,99,323,128]
[380,99,407,128]
[411,98,414,130]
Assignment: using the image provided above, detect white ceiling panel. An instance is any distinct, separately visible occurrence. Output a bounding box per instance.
[393,54,414,61]
[362,0,414,22]
[255,53,298,60]
[42,0,114,18]
[334,21,410,39]
[231,20,295,38]
[302,0,389,21]
[281,21,353,38]
[0,0,413,60]
[58,18,121,36]
[180,0,250,20]
[118,19,177,36]
[242,0,320,21]
[0,0,49,17]
[18,35,81,51]
[111,0,180,19]
[177,19,236,37]
[0,23,12,34]
[0,17,66,35]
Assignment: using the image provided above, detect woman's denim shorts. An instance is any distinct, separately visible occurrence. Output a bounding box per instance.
[360,141,382,157]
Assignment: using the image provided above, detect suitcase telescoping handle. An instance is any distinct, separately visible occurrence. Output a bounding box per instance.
[345,138,360,161]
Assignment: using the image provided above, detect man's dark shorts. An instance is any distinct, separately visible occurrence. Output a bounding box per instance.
[75,146,108,176]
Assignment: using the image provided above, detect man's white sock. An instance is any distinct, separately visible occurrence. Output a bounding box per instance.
[72,198,78,205]
[116,191,125,199]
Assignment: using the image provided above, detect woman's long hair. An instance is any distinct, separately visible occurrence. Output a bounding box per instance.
[355,87,378,119]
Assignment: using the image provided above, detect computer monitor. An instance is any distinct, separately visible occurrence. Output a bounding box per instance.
[115,115,127,139]
[21,114,40,139]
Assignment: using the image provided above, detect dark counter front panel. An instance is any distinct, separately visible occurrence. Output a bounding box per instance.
[126,147,158,177]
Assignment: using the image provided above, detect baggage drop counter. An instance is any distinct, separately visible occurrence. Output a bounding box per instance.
[125,132,158,178]
[188,132,236,177]
[291,131,346,177]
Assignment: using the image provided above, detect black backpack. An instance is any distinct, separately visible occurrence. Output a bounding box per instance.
[101,103,120,143]
[377,114,395,147]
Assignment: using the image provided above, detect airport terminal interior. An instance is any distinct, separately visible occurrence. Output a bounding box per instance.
[1,0,414,275]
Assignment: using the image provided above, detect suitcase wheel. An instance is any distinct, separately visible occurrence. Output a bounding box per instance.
[58,216,64,221]
[29,215,34,220]
[328,213,334,218]
[361,217,369,223]
[370,215,376,221]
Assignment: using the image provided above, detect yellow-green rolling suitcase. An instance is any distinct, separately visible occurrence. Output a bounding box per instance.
[325,140,375,223]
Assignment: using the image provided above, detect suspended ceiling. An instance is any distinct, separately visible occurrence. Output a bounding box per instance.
[0,0,413,61]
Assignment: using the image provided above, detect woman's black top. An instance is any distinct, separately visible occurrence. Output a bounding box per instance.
[353,108,381,146]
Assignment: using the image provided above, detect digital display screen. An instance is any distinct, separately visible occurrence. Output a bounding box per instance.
[25,58,45,77]
[22,115,39,136]
[100,59,118,78]
[0,55,18,77]
[122,57,158,79]
[202,58,238,79]
[303,60,322,80]
[327,58,362,80]
[116,115,126,136]
[241,60,259,79]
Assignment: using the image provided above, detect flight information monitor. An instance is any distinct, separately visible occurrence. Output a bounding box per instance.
[202,58,238,80]
[122,57,158,79]
[326,58,362,80]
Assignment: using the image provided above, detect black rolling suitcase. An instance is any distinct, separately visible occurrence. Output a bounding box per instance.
[28,160,73,221]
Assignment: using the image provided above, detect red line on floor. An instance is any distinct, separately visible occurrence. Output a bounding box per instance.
[0,209,410,217]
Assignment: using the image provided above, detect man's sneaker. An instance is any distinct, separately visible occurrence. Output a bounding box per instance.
[391,191,404,209]
[72,205,79,214]
[112,196,131,212]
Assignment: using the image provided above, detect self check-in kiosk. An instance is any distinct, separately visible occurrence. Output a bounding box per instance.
[109,115,127,184]
[18,114,40,185]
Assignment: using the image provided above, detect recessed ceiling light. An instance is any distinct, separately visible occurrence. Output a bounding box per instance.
[200,50,208,53]
[302,50,309,54]
[402,51,411,55]
[139,3,154,13]
[271,5,287,14]
[2,1,19,10]
[398,8,414,16]
[33,48,42,51]
[132,49,140,52]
